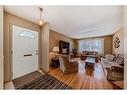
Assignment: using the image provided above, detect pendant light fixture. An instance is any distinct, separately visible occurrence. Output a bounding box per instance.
[38,7,43,26]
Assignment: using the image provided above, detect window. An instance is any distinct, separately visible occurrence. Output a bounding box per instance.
[19,31,35,38]
[78,38,104,55]
[85,39,93,51]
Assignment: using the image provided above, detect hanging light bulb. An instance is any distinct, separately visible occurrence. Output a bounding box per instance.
[38,7,43,26]
[39,20,43,25]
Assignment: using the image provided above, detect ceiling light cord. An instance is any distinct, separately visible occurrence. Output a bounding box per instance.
[38,8,43,25]
[40,8,42,20]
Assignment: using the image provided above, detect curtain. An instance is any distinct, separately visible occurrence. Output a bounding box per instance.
[78,38,104,55]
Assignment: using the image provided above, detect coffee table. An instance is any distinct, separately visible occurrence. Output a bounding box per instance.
[85,57,95,70]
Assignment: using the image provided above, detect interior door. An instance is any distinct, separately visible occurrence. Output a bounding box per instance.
[12,25,38,79]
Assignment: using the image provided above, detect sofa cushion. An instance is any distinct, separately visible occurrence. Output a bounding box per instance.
[101,60,120,69]
[102,62,113,68]
[101,58,114,63]
[105,54,115,61]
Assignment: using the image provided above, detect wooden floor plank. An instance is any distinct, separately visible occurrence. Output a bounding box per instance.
[48,59,113,89]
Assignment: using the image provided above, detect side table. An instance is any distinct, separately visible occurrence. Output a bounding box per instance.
[51,58,60,68]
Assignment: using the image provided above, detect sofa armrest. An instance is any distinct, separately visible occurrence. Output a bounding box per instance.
[110,66,124,73]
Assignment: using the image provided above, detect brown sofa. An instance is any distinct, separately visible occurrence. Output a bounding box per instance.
[81,51,98,62]
[101,54,124,81]
[58,54,79,73]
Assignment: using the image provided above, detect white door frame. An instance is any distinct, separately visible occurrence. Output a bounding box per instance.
[11,25,39,79]
[0,5,3,89]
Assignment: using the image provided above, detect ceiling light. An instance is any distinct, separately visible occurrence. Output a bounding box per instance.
[39,20,43,25]
[38,7,43,26]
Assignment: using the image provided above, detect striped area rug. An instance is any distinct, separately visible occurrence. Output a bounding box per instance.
[16,73,72,89]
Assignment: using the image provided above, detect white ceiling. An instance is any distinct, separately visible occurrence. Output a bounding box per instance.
[4,6,123,39]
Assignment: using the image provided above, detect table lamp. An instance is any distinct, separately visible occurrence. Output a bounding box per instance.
[53,46,59,59]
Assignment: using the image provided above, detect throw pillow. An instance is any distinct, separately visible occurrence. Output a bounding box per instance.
[115,54,124,65]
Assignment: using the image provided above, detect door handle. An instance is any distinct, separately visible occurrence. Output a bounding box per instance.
[36,50,38,55]
[24,54,32,57]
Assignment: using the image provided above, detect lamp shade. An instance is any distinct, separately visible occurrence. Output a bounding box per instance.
[53,46,59,52]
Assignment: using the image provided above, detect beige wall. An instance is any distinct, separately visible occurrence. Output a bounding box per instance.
[76,35,113,55]
[0,6,3,89]
[49,31,113,55]
[49,30,73,51]
[49,30,73,65]
[124,7,127,89]
[113,28,124,54]
[73,39,78,49]
[40,23,49,72]
[104,35,113,54]
[4,12,41,82]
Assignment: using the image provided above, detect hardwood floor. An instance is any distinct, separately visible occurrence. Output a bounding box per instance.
[48,59,113,89]
[5,59,113,89]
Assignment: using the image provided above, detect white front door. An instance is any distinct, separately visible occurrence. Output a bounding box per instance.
[12,25,38,79]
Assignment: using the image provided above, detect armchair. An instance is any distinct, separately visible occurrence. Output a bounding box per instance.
[101,54,124,81]
[58,54,78,73]
[107,66,124,81]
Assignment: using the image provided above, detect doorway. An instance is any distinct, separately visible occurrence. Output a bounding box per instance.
[12,25,38,79]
